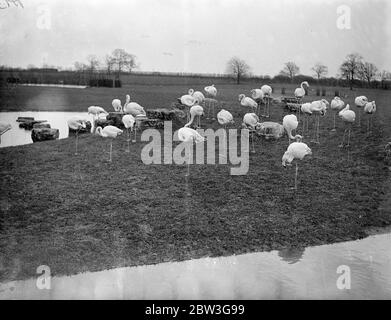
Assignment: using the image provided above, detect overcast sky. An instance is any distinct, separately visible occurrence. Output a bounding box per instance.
[0,0,390,77]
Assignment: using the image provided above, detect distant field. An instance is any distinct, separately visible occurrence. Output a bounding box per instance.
[0,83,390,282]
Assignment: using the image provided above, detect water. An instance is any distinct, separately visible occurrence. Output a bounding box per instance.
[0,233,390,299]
[0,112,93,148]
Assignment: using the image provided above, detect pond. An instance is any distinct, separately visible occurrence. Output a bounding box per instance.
[1,233,390,299]
[0,112,94,148]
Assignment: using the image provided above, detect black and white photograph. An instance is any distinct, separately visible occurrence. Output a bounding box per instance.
[0,0,390,304]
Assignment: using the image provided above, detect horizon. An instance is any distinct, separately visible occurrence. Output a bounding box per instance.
[1,0,390,77]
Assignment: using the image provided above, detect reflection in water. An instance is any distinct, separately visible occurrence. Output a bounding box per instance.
[0,112,93,148]
[1,233,390,299]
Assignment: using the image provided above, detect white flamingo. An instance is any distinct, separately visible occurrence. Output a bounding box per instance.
[67,117,87,155]
[185,105,204,129]
[122,114,136,152]
[283,114,302,144]
[88,106,108,120]
[309,99,329,144]
[217,109,234,129]
[330,96,345,131]
[96,125,123,162]
[338,104,355,148]
[242,113,261,153]
[178,93,198,122]
[112,99,123,113]
[363,101,376,134]
[239,94,258,113]
[282,141,312,190]
[354,96,368,127]
[123,94,146,117]
[250,89,264,117]
[300,102,312,137]
[188,89,205,104]
[0,122,12,144]
[261,84,273,117]
[177,126,205,177]
[294,81,309,101]
[204,84,217,120]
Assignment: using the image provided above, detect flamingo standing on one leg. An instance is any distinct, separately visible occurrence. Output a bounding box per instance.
[294,81,309,122]
[67,117,87,155]
[242,113,261,153]
[0,122,12,144]
[283,114,302,145]
[122,114,136,152]
[204,84,217,120]
[354,96,368,128]
[338,104,356,148]
[250,89,264,117]
[282,141,312,191]
[261,84,273,118]
[363,101,376,134]
[309,99,329,144]
[96,125,123,162]
[300,103,312,138]
[177,126,205,177]
[185,105,204,129]
[330,96,345,131]
[123,94,146,117]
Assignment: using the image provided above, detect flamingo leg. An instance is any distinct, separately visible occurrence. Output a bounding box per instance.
[185,141,191,177]
[75,131,79,155]
[294,162,298,190]
[133,127,137,143]
[251,131,255,153]
[332,113,336,131]
[358,109,361,127]
[339,128,346,148]
[317,116,320,144]
[347,125,351,147]
[109,140,113,162]
[211,101,215,120]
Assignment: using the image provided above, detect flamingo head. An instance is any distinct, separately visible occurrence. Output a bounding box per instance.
[303,81,309,87]
[188,88,194,95]
[238,94,245,102]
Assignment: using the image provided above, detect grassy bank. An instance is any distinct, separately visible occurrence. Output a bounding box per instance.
[0,84,390,282]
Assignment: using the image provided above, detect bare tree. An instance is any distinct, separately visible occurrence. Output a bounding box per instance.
[104,54,115,77]
[379,70,391,89]
[86,54,100,77]
[339,53,363,90]
[226,56,250,84]
[280,62,300,81]
[312,63,328,81]
[110,48,137,79]
[358,61,378,87]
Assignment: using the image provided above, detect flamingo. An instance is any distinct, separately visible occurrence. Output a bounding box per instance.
[123,94,146,117]
[338,104,356,148]
[239,94,258,113]
[242,113,261,153]
[250,89,264,117]
[188,89,205,105]
[185,105,204,129]
[300,103,312,137]
[178,93,198,122]
[96,125,123,162]
[67,117,87,155]
[261,84,273,117]
[217,109,234,129]
[294,81,309,102]
[112,99,123,113]
[330,96,345,131]
[354,96,368,127]
[309,99,329,144]
[88,106,108,120]
[282,141,312,191]
[0,122,12,144]
[122,114,136,152]
[177,126,205,177]
[204,84,217,120]
[363,101,376,134]
[283,114,302,144]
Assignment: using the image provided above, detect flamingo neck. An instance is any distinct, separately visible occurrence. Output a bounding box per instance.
[185,112,196,127]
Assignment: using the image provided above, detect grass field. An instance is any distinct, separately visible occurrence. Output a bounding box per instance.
[0,83,390,282]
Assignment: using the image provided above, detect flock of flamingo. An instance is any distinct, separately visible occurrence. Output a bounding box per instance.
[0,82,377,190]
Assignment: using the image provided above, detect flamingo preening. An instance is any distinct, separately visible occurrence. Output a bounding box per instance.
[188,89,205,105]
[261,84,272,117]
[96,125,123,162]
[282,141,312,190]
[204,84,217,120]
[0,122,12,144]
[330,96,345,131]
[178,92,198,122]
[112,99,123,113]
[67,117,87,155]
[354,96,368,127]
[338,104,356,148]
[250,89,264,117]
[309,99,329,144]
[123,94,146,117]
[242,113,261,153]
[122,114,136,152]
[185,105,204,129]
[177,126,205,177]
[239,94,258,114]
[363,101,376,134]
[217,109,234,129]
[88,106,108,121]
[283,114,302,144]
